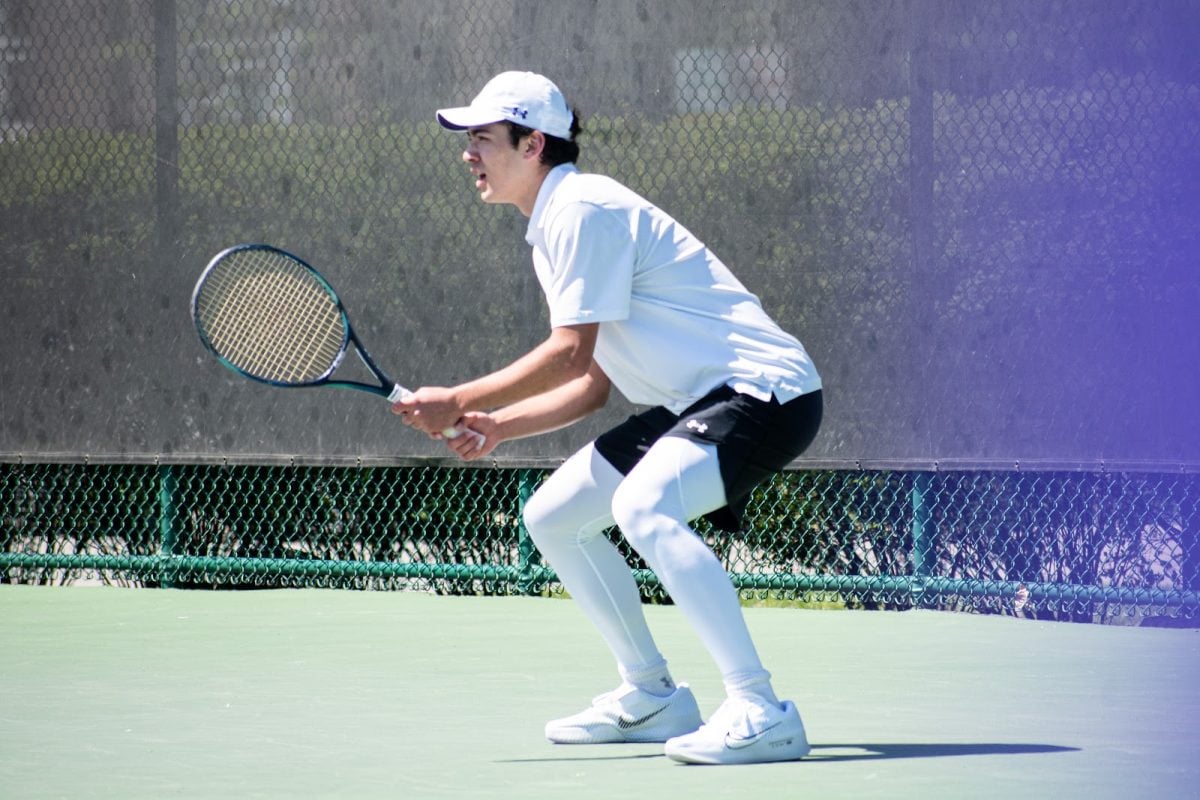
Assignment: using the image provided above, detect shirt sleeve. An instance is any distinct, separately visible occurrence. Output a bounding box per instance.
[541,201,636,328]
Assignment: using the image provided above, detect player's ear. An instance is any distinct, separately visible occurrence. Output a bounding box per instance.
[524,131,545,159]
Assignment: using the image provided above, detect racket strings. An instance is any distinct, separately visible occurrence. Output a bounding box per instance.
[197,249,346,383]
[212,260,299,375]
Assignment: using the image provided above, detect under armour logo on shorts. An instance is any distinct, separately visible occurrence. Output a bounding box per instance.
[686,419,709,434]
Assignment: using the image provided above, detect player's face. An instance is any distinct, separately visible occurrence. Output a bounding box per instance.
[462,123,541,215]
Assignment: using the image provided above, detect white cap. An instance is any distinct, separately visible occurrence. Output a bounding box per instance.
[436,71,573,139]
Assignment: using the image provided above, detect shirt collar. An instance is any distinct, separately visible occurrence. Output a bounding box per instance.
[525,163,578,245]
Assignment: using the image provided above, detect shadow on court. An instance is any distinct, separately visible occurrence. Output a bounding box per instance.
[805,742,1080,761]
[496,742,1078,764]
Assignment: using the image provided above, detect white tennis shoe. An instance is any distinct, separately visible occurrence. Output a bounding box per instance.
[664,696,811,765]
[545,683,702,744]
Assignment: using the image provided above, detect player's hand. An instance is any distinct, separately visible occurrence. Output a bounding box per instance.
[391,386,462,435]
[443,412,500,461]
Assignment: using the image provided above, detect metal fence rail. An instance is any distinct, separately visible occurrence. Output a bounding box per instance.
[3,461,1196,624]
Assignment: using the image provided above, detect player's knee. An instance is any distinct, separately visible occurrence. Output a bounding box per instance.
[521,484,600,551]
[521,487,560,547]
[610,482,663,554]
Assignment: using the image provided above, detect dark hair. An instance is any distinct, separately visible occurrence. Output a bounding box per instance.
[505,107,583,166]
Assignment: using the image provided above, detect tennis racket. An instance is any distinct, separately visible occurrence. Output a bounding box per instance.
[191,243,474,441]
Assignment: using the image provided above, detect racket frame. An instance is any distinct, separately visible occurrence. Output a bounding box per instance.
[192,243,410,401]
[192,243,478,442]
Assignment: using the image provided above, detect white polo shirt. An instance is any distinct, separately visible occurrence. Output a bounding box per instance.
[525,164,821,414]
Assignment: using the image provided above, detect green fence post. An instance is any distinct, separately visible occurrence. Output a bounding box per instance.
[910,472,932,606]
[516,469,540,595]
[158,464,178,588]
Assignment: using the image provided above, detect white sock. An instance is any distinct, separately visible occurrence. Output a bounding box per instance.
[620,658,677,697]
[724,668,781,708]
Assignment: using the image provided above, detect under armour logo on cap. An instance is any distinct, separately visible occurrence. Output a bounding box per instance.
[686,419,709,434]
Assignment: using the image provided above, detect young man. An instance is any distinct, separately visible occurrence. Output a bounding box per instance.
[394,71,823,765]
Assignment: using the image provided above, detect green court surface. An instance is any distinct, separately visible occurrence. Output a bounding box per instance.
[1,586,1196,799]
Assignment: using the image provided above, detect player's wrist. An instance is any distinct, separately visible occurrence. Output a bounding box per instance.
[451,382,488,415]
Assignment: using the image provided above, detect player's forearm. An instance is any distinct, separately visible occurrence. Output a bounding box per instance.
[454,323,598,412]
[490,365,610,441]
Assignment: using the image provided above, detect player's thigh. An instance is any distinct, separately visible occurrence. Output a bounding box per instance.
[614,436,726,531]
[523,443,623,541]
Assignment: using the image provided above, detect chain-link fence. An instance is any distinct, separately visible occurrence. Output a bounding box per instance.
[2,1,1198,622]
[2,0,1196,463]
[3,460,1197,623]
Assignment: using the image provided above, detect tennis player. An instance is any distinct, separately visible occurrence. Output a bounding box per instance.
[394,71,823,765]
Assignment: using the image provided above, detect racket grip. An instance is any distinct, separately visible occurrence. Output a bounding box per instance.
[387,384,486,444]
[387,384,414,403]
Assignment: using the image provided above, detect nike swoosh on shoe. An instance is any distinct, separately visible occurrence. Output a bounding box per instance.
[616,704,669,729]
[723,720,783,750]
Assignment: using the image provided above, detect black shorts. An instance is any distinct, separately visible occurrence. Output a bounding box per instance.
[594,385,823,532]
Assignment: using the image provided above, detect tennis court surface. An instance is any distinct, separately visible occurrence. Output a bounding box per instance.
[2,586,1196,799]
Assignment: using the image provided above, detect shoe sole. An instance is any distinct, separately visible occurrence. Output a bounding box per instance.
[665,737,812,764]
[547,723,700,745]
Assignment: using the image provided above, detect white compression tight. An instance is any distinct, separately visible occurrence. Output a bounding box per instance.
[523,438,776,701]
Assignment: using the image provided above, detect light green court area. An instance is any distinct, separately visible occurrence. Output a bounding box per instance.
[1,586,1196,799]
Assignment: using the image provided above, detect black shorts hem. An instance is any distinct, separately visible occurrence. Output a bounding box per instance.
[593,387,823,532]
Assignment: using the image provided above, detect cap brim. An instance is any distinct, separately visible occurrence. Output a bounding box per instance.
[435,106,505,131]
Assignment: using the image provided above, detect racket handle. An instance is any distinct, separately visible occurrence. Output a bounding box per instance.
[387,384,486,444]
[387,383,415,403]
